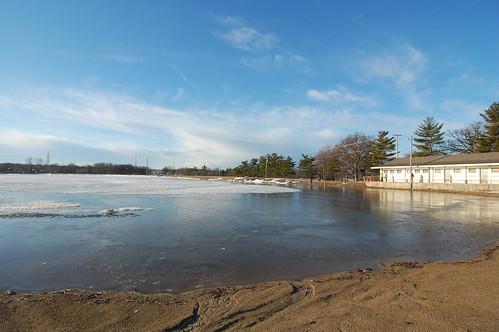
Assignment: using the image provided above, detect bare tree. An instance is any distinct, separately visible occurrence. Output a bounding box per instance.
[447,122,484,154]
[315,146,340,180]
[336,133,373,181]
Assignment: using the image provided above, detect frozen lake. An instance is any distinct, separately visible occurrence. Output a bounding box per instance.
[1,174,499,293]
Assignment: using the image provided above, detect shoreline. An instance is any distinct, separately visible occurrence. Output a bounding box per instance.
[163,175,499,197]
[2,243,499,331]
[364,183,499,198]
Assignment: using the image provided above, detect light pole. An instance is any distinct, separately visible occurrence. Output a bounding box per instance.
[409,135,413,190]
[265,156,269,179]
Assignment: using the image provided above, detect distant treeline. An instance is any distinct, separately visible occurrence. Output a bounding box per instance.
[162,165,227,176]
[0,163,151,175]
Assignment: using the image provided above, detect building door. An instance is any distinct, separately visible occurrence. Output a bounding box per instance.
[480,168,489,184]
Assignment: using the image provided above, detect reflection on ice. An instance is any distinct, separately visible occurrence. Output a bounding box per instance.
[367,189,498,222]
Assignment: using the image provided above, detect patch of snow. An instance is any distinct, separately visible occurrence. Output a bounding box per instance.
[99,207,152,215]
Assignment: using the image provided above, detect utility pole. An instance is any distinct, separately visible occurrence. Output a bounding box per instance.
[409,135,413,190]
[322,165,326,189]
[46,151,50,165]
[146,157,149,176]
[309,161,313,186]
[264,156,268,179]
[394,134,402,158]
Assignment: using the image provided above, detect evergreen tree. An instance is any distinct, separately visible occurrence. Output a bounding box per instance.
[257,153,295,178]
[298,154,315,181]
[413,117,445,156]
[478,102,499,152]
[369,130,396,166]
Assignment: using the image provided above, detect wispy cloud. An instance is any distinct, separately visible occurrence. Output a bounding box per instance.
[307,86,377,107]
[215,15,310,73]
[0,130,68,149]
[315,129,335,140]
[170,64,197,89]
[0,88,424,167]
[440,99,486,117]
[172,88,184,102]
[361,44,426,87]
[241,52,312,73]
[214,16,278,52]
[356,43,429,111]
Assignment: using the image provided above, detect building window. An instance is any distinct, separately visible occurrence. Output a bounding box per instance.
[454,168,461,173]
[434,169,441,173]
[396,170,402,173]
[414,169,420,173]
[423,169,429,173]
[390,170,395,174]
[468,168,476,173]
[492,168,499,173]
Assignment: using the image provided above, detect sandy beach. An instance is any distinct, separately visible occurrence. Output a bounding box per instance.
[2,243,498,331]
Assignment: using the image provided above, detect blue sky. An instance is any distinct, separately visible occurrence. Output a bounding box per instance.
[1,0,498,168]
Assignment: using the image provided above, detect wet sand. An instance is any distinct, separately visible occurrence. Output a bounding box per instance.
[2,244,499,331]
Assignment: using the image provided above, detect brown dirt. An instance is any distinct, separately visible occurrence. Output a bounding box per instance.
[2,244,499,331]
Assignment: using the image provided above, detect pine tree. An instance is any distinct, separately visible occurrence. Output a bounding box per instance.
[478,102,499,152]
[299,154,315,181]
[369,130,396,166]
[413,117,445,156]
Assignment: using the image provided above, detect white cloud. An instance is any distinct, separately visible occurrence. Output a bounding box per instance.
[315,129,335,140]
[240,53,311,72]
[356,43,430,111]
[172,88,184,102]
[274,53,309,66]
[0,130,68,149]
[0,88,423,167]
[362,44,426,87]
[215,16,310,73]
[170,64,197,89]
[306,86,377,107]
[215,16,278,52]
[440,99,486,117]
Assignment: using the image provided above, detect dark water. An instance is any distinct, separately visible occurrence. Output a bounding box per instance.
[1,186,499,293]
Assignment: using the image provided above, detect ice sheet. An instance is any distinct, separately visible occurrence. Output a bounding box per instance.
[0,200,80,211]
[0,174,299,195]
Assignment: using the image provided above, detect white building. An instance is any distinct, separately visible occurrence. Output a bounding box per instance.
[372,152,499,184]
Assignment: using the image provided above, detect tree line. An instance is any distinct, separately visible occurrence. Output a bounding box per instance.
[0,162,152,175]
[229,101,499,181]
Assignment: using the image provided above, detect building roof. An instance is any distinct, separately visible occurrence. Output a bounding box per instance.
[376,152,499,167]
